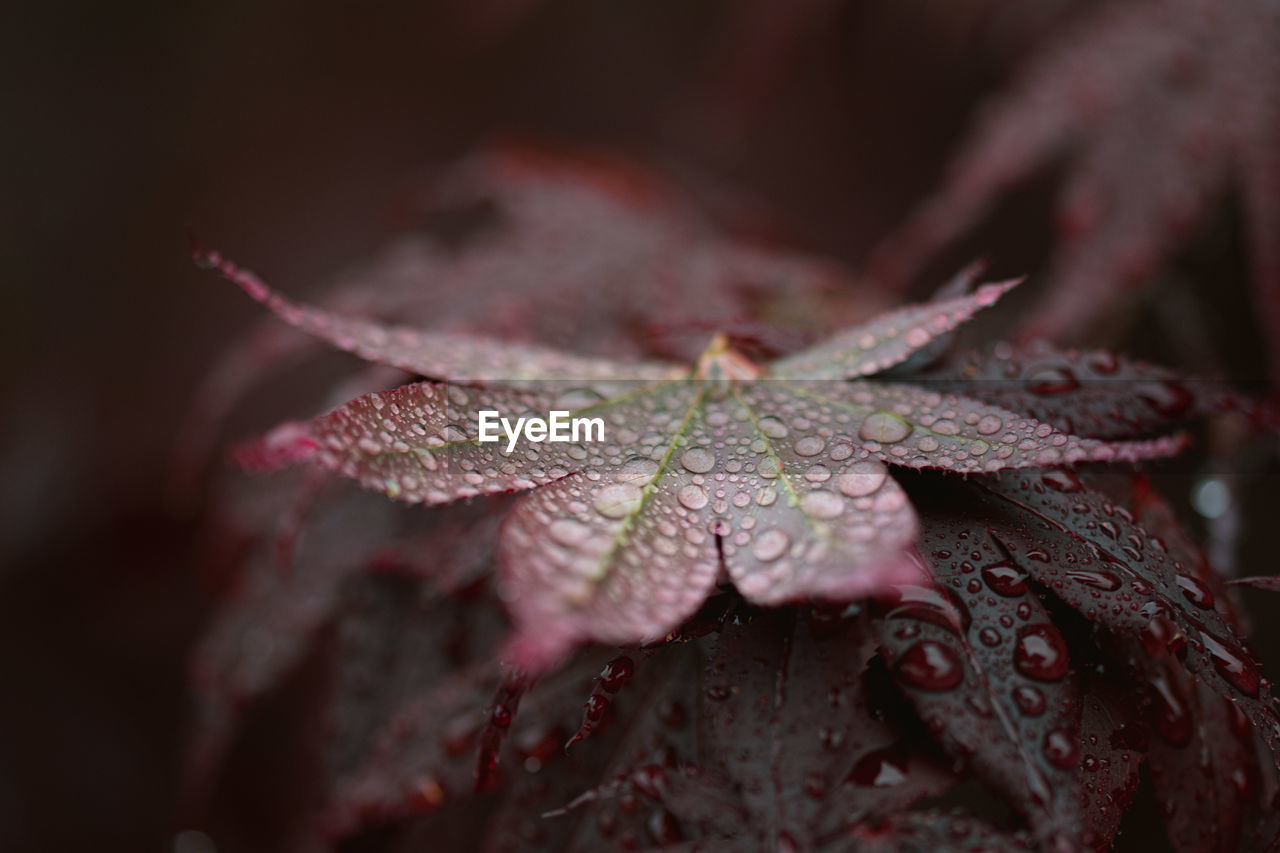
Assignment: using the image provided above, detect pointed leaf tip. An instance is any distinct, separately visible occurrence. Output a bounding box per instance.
[233,421,320,472]
[975,277,1022,307]
[196,247,274,304]
[771,272,1022,380]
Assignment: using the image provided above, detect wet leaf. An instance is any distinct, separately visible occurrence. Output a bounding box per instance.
[195,247,680,384]
[769,278,1019,379]
[696,609,957,844]
[873,508,1084,846]
[209,256,1188,666]
[1074,681,1143,850]
[960,470,1280,769]
[1145,660,1255,853]
[839,810,1032,852]
[538,607,957,848]
[918,342,1224,439]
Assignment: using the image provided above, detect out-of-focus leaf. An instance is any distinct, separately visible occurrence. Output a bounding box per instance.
[1145,660,1255,853]
[871,0,1280,371]
[1230,576,1280,592]
[196,248,680,384]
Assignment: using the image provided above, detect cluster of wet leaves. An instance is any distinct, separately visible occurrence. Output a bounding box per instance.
[185,150,1280,851]
[187,469,1280,851]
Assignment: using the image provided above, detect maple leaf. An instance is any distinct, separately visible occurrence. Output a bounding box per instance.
[199,248,1186,669]
[870,0,1280,372]
[175,143,878,495]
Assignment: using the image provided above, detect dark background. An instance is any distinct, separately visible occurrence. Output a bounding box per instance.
[2,2,1273,850]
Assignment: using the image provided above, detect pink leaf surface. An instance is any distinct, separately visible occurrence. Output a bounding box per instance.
[196,247,680,384]
[214,260,1191,667]
[770,278,1019,380]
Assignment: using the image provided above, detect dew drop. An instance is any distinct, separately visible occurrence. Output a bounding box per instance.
[795,436,826,457]
[1042,469,1084,492]
[1013,685,1047,716]
[1138,380,1193,419]
[549,519,592,548]
[818,727,845,751]
[799,491,844,519]
[859,411,911,444]
[1043,729,1079,769]
[681,447,716,474]
[592,483,644,519]
[752,528,792,563]
[1140,614,1187,658]
[1175,575,1215,609]
[981,561,1029,597]
[837,459,889,497]
[757,416,789,438]
[599,656,634,692]
[646,809,682,845]
[978,628,1002,647]
[657,700,686,728]
[883,585,972,634]
[1201,634,1261,697]
[895,641,964,690]
[705,684,734,701]
[616,456,660,484]
[677,484,708,511]
[976,414,1003,435]
[804,464,832,483]
[1014,624,1071,682]
[1066,569,1121,591]
[555,387,605,410]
